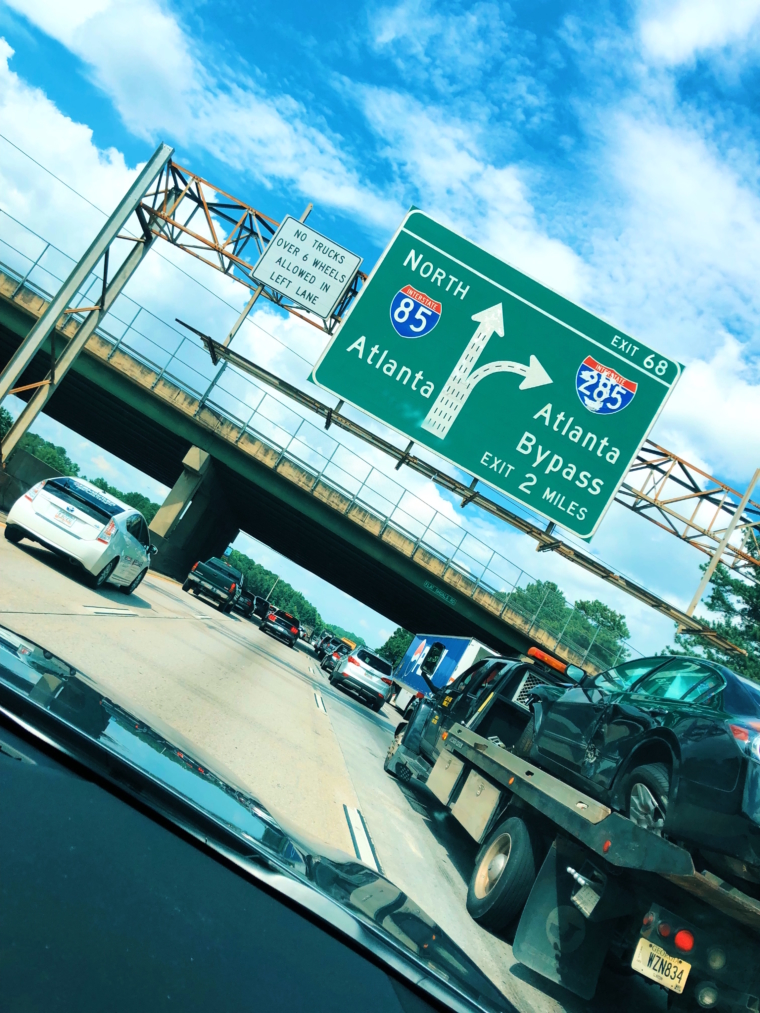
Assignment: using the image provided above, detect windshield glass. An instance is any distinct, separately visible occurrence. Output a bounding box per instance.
[45,477,122,522]
[206,558,243,582]
[3,50,758,1007]
[356,649,392,675]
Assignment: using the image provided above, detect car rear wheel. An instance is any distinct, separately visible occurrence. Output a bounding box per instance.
[120,567,147,595]
[89,557,118,589]
[4,524,23,543]
[466,816,540,931]
[625,763,669,835]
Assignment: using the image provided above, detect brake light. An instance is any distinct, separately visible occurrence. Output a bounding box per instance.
[416,691,424,698]
[348,656,361,666]
[97,519,117,544]
[267,613,276,621]
[674,929,694,952]
[290,626,298,634]
[24,480,45,502]
[192,562,199,571]
[728,722,760,762]
[527,646,568,674]
[381,677,392,685]
[332,652,339,659]
[230,583,236,593]
[657,922,671,938]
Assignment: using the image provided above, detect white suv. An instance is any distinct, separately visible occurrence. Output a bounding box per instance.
[330,647,394,712]
[5,476,156,594]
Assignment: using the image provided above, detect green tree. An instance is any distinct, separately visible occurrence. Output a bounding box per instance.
[18,432,80,476]
[669,559,760,682]
[0,406,12,441]
[574,599,630,641]
[377,627,414,667]
[504,579,631,670]
[329,624,367,648]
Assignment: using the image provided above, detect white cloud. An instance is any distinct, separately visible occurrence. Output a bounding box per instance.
[359,86,587,298]
[3,0,399,229]
[640,0,760,66]
[654,335,760,481]
[90,454,115,473]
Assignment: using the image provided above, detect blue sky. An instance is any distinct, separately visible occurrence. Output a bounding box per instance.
[1,0,760,652]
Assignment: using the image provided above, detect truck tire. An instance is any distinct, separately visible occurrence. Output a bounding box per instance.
[466,816,539,931]
[384,724,408,775]
[181,580,192,592]
[624,763,669,835]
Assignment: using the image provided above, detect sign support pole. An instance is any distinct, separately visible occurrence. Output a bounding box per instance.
[683,468,760,621]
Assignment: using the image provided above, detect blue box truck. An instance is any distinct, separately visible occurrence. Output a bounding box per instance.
[390,635,496,716]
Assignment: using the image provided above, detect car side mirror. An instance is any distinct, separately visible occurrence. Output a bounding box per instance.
[565,664,585,683]
[149,544,158,556]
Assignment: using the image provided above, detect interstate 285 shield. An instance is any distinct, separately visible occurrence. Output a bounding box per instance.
[389,284,441,339]
[575,355,637,415]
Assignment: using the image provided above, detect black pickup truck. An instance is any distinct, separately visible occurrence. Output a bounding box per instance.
[182,557,242,612]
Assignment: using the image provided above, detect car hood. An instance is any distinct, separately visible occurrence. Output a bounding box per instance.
[0,624,509,1013]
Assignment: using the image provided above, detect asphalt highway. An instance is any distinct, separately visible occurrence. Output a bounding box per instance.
[0,528,665,1013]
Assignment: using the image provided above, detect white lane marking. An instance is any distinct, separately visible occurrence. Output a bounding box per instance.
[343,805,382,873]
[314,691,327,713]
[81,605,135,616]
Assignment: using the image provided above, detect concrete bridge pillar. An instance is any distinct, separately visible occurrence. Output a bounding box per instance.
[149,446,238,580]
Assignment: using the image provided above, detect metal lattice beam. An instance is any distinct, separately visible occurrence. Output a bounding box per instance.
[615,441,760,581]
[140,161,365,334]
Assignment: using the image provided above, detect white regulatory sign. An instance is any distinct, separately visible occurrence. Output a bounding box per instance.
[252,215,362,320]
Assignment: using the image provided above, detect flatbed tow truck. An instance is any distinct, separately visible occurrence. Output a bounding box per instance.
[426,721,760,1011]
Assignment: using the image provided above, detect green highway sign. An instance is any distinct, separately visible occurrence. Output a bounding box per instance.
[311,210,682,538]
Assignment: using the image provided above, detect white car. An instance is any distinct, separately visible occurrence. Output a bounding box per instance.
[5,476,156,593]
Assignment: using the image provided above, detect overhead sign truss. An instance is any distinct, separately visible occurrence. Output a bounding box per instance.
[618,441,760,581]
[139,160,365,334]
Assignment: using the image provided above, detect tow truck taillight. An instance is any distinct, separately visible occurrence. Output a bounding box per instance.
[24,480,45,502]
[674,929,694,952]
[97,519,117,545]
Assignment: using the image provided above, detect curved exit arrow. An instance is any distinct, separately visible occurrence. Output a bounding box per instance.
[421,303,553,440]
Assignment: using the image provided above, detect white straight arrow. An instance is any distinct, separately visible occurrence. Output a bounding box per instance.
[421,303,552,440]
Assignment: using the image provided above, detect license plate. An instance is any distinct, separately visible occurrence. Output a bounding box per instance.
[631,937,690,993]
[54,510,74,528]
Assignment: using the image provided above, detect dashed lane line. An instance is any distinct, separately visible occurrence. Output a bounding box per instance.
[314,691,327,713]
[343,804,383,874]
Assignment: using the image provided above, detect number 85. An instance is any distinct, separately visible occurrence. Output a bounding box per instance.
[394,298,432,333]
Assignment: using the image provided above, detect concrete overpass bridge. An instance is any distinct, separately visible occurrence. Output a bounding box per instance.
[0,251,612,672]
